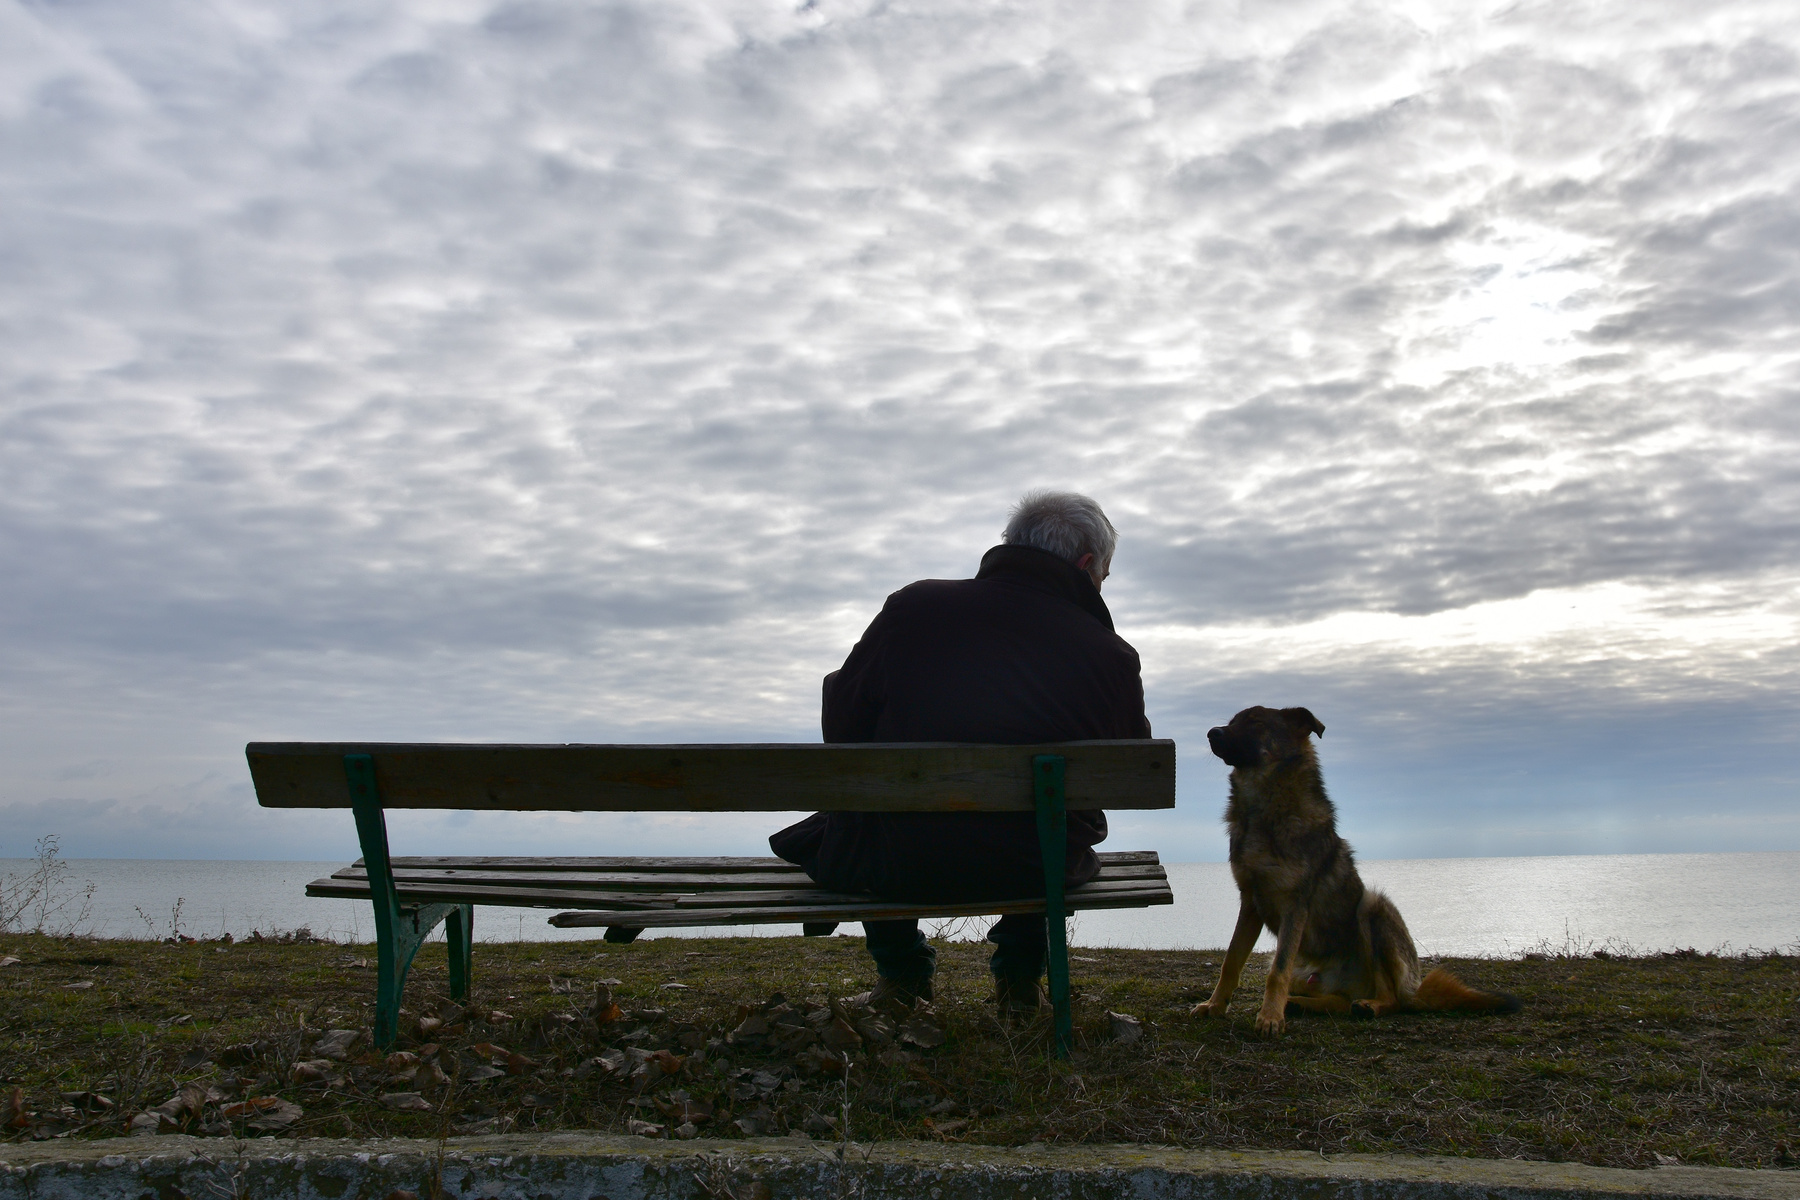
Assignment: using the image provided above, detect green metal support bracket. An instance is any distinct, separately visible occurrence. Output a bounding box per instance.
[1033,754,1073,1059]
[344,754,470,1050]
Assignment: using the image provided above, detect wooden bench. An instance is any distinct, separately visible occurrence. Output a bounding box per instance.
[246,740,1177,1056]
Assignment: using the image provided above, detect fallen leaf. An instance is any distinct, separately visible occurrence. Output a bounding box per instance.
[593,1002,624,1024]
[247,1099,303,1131]
[220,1097,282,1118]
[3,1088,29,1130]
[128,1112,164,1136]
[415,1016,444,1038]
[733,1106,776,1136]
[649,1049,685,1076]
[795,1045,850,1078]
[588,1049,627,1078]
[292,1061,339,1086]
[728,1013,770,1043]
[385,1051,420,1073]
[898,1012,946,1049]
[411,1062,450,1092]
[62,980,95,990]
[313,1029,364,1060]
[1107,1011,1143,1044]
[660,982,690,990]
[380,1092,433,1111]
[924,1117,969,1139]
[460,1065,505,1082]
[0,956,20,967]
[626,1118,664,1138]
[486,1009,514,1023]
[821,1017,863,1053]
[853,1013,895,1045]
[61,1092,114,1113]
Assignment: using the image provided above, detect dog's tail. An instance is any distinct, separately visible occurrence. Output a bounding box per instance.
[1410,967,1523,1015]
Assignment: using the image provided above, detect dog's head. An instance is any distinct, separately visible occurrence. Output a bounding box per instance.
[1206,706,1325,769]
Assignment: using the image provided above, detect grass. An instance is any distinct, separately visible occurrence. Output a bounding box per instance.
[1,930,1796,1169]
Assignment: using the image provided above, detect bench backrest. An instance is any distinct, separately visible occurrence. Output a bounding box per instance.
[247,740,1175,813]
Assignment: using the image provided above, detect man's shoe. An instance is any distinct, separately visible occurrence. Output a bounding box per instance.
[992,975,1052,1025]
[865,974,933,1013]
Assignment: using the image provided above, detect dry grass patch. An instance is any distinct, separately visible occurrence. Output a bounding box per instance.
[1,931,1795,1169]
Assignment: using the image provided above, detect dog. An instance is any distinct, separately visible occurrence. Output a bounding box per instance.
[1191,705,1521,1036]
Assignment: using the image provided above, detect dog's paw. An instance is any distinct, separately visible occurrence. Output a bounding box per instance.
[1254,1010,1286,1037]
[1350,999,1376,1020]
[1190,999,1228,1019]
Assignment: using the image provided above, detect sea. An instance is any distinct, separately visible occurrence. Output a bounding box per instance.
[5,851,1796,957]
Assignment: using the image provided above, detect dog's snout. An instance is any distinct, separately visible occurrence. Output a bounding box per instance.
[1207,726,1228,756]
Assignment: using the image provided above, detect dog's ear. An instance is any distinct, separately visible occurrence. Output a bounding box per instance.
[1282,707,1324,737]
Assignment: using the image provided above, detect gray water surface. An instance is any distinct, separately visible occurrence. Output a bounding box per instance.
[5,851,1795,956]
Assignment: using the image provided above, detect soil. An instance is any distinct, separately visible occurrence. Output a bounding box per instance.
[1,931,1795,1168]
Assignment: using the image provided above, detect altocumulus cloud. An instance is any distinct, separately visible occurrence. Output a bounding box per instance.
[2,0,1797,862]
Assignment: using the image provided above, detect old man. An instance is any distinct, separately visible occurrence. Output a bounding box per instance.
[770,490,1150,1016]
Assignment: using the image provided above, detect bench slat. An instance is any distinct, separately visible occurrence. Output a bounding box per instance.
[367,849,1164,872]
[249,740,1175,813]
[549,887,1175,929]
[304,879,685,909]
[380,855,799,872]
[346,867,817,892]
[332,859,1166,893]
[663,878,1166,910]
[309,873,1168,912]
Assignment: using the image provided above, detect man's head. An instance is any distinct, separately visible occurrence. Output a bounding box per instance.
[1002,490,1117,590]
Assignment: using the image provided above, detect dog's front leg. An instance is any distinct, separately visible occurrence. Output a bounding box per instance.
[1257,907,1308,1037]
[1192,899,1262,1018]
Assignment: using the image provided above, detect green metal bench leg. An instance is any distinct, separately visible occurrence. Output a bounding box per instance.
[345,754,462,1049]
[447,904,473,1002]
[1034,754,1073,1059]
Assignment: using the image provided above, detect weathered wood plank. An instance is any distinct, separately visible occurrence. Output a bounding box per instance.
[331,859,1165,893]
[372,850,1164,872]
[341,867,818,892]
[663,878,1165,910]
[248,740,1176,813]
[304,879,683,909]
[548,888,1175,928]
[381,855,798,872]
[308,876,1171,913]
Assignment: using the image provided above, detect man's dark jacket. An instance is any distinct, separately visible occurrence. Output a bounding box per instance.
[769,543,1151,904]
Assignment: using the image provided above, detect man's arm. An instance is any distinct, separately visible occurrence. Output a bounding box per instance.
[821,609,893,743]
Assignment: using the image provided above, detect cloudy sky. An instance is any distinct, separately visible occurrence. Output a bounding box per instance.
[3,0,1797,865]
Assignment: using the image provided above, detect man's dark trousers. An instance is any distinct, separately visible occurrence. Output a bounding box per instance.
[864,915,1046,982]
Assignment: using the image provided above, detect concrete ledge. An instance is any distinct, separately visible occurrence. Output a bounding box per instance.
[3,1135,1795,1200]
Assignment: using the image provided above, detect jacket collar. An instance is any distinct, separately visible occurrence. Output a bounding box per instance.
[976,544,1115,631]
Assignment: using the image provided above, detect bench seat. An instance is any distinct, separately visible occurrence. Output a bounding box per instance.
[306,850,1173,929]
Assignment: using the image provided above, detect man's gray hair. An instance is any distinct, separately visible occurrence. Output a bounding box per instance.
[1002,490,1118,570]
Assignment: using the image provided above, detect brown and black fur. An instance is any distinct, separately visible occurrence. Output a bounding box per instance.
[1191,706,1522,1036]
